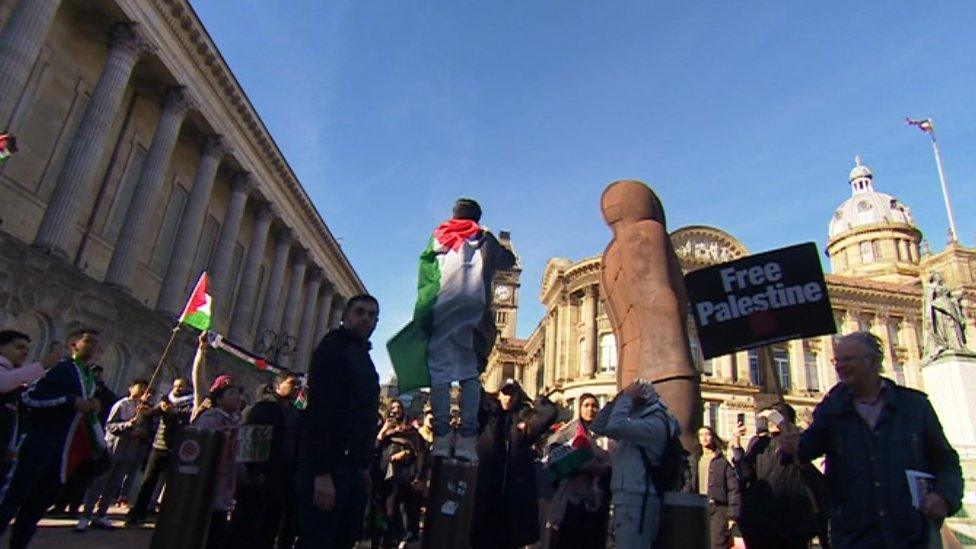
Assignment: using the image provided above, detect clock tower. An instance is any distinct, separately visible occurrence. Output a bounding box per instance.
[492,231,521,339]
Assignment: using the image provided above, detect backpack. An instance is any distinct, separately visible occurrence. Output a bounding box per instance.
[636,411,689,533]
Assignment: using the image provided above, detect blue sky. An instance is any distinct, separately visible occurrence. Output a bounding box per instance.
[192,1,976,380]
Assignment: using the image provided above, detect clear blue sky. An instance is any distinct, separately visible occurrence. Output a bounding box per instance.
[192,1,976,380]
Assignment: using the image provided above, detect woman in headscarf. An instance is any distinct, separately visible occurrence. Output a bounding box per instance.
[543,393,611,549]
[470,380,558,549]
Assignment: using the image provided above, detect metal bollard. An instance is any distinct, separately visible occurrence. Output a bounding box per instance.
[150,427,225,549]
[421,458,478,549]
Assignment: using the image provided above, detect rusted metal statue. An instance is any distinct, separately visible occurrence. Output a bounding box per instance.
[600,180,702,451]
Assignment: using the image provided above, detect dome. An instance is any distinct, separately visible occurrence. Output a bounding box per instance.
[828,156,916,239]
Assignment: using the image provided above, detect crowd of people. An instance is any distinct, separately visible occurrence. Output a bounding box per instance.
[0,292,963,549]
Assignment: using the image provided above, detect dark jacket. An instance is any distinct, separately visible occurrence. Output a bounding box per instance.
[242,390,301,503]
[93,380,118,427]
[149,391,194,451]
[799,379,963,549]
[302,327,380,475]
[688,449,740,518]
[471,389,558,548]
[733,434,821,539]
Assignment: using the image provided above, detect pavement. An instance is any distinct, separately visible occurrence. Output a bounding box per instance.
[0,506,154,548]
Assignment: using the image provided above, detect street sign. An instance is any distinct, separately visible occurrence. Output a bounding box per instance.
[684,242,836,359]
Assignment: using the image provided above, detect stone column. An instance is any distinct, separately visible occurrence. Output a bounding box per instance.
[314,283,335,344]
[156,135,227,313]
[34,23,150,258]
[0,0,62,127]
[256,229,292,338]
[581,286,598,378]
[209,172,254,310]
[788,339,805,392]
[105,86,191,290]
[329,296,346,329]
[280,248,308,338]
[294,267,323,370]
[543,311,556,388]
[557,301,572,381]
[820,334,837,388]
[228,201,274,342]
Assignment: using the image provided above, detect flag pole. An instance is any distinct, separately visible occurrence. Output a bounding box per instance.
[147,324,182,391]
[926,120,959,243]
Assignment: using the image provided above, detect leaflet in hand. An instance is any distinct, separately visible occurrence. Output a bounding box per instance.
[905,469,934,509]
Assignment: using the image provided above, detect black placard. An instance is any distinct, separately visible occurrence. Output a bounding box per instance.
[684,242,836,359]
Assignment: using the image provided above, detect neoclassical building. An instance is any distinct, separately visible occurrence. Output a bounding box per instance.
[485,158,976,440]
[0,0,364,391]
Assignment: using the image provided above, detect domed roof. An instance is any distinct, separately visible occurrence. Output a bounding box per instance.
[828,156,916,239]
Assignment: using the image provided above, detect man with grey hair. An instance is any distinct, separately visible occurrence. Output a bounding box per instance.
[780,331,962,548]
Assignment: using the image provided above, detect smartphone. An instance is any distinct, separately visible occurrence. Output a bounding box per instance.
[736,413,745,425]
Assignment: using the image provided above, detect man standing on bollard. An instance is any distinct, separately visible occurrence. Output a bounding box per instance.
[780,331,963,549]
[296,294,380,549]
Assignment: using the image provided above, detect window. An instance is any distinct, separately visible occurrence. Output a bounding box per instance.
[858,316,871,333]
[804,350,820,392]
[218,242,245,316]
[103,147,147,243]
[188,215,220,294]
[888,321,902,346]
[707,402,720,431]
[748,349,762,385]
[598,333,617,373]
[774,348,791,391]
[860,241,874,263]
[150,185,188,275]
[249,266,267,334]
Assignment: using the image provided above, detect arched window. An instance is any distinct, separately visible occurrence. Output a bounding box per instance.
[598,333,617,373]
[99,344,130,393]
[12,312,53,364]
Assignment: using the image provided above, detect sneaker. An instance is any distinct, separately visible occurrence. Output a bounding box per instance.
[431,436,452,459]
[91,517,116,530]
[73,518,89,533]
[454,436,479,463]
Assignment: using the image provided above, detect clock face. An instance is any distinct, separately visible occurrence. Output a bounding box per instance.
[494,285,512,302]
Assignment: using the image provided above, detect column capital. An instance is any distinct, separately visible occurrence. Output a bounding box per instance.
[306,265,323,282]
[109,22,154,59]
[291,247,309,265]
[275,227,294,246]
[232,171,257,194]
[161,85,195,116]
[255,200,276,223]
[202,134,230,160]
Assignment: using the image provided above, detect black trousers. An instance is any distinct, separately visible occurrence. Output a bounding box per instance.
[129,448,170,519]
[0,433,64,549]
[295,464,366,549]
[228,484,297,549]
[709,502,731,549]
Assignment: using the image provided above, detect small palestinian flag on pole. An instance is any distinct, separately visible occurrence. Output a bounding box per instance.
[179,272,212,331]
[906,117,934,134]
[0,133,17,166]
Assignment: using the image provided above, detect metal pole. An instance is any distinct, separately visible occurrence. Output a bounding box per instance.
[928,123,959,243]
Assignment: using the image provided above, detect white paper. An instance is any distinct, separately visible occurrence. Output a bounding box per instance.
[905,469,934,509]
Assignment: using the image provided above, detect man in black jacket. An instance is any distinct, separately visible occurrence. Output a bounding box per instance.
[296,294,380,549]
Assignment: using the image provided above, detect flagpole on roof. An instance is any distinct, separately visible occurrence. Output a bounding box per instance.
[907,117,959,243]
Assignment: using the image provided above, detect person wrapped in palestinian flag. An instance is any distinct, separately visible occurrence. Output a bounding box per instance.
[388,198,515,462]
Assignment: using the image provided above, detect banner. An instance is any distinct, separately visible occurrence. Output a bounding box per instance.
[684,242,836,359]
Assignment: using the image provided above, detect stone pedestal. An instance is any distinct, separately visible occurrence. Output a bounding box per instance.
[922,351,976,520]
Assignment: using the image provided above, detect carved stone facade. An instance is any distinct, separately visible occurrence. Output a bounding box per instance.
[486,159,976,441]
[0,0,365,391]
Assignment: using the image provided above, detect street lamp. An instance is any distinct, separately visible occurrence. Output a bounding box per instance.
[254,329,297,366]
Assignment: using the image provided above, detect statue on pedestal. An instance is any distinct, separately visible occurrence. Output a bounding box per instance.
[922,272,973,360]
[600,180,702,451]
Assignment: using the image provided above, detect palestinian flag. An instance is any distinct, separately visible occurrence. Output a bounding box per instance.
[61,359,106,482]
[544,422,595,482]
[906,117,934,134]
[180,272,212,331]
[294,387,307,410]
[0,133,17,166]
[387,219,484,393]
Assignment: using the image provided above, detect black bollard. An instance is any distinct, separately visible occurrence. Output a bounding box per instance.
[150,427,225,549]
[654,491,709,549]
[421,458,478,549]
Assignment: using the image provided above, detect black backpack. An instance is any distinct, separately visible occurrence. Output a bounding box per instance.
[636,411,689,533]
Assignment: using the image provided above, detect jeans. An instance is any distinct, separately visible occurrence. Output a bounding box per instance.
[128,448,170,519]
[612,500,660,549]
[83,456,140,519]
[431,378,481,438]
[295,463,367,549]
